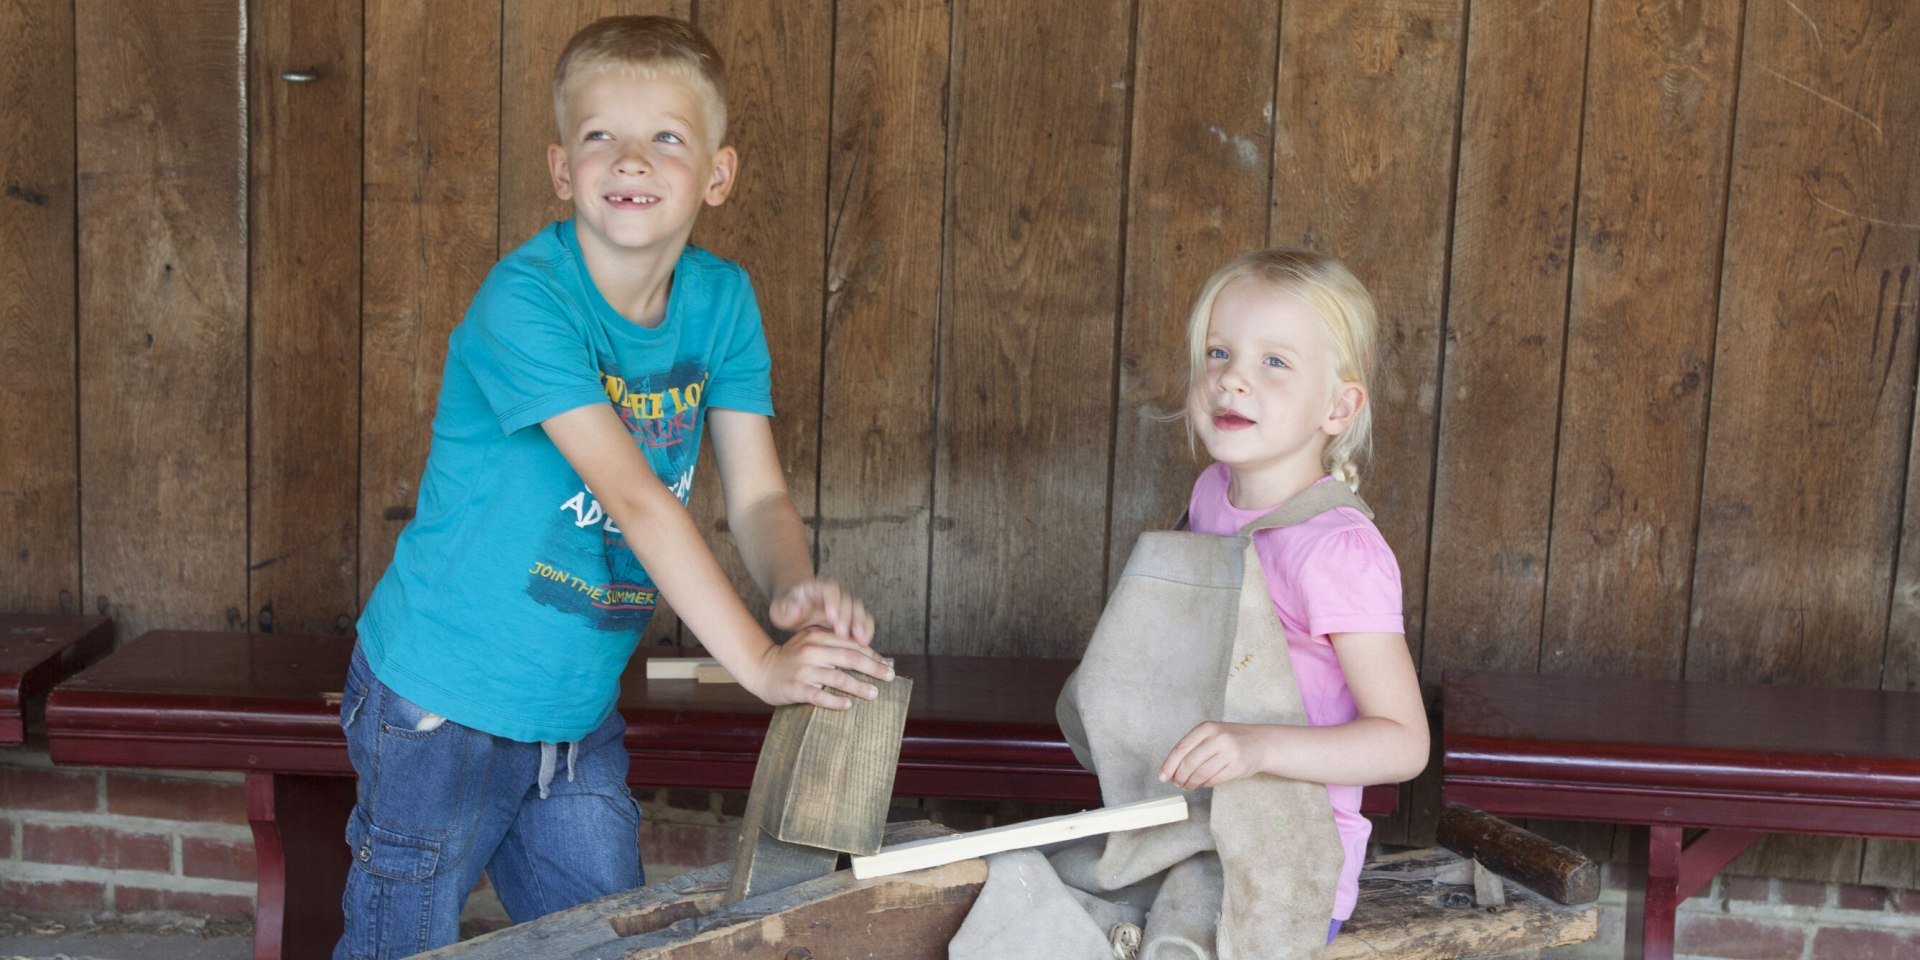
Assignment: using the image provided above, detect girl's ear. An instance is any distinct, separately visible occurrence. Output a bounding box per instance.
[1323,381,1366,436]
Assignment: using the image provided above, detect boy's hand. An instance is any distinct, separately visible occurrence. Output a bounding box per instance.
[752,625,896,710]
[770,577,875,646]
[1158,721,1271,790]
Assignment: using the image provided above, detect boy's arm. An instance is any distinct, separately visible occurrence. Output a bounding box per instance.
[1159,631,1429,789]
[707,408,876,644]
[542,403,890,708]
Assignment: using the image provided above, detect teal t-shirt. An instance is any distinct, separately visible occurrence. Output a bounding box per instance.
[358,220,774,742]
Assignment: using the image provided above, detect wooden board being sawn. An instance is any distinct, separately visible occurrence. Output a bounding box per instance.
[725,668,913,902]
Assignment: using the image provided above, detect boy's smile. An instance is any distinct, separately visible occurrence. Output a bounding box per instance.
[549,70,735,268]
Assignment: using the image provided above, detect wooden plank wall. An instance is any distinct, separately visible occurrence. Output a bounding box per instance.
[4,0,1919,883]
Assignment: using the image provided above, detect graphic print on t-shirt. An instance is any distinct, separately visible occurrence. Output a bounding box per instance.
[522,358,710,630]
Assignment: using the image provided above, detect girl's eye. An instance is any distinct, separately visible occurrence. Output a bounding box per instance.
[1206,347,1229,361]
[585,130,612,142]
[656,132,684,145]
[1264,355,1289,368]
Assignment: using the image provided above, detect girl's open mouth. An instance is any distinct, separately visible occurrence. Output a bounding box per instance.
[1212,411,1255,429]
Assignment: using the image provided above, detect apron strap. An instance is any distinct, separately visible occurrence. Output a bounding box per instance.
[1234,480,1372,536]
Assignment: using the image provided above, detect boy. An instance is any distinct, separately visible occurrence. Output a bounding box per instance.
[337,17,893,959]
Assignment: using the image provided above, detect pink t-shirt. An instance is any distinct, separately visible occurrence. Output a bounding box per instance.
[1186,462,1405,920]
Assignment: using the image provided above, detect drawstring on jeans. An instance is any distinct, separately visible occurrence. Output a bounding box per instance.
[537,740,579,799]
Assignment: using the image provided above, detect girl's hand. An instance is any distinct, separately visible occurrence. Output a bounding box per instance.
[770,576,875,646]
[1159,721,1272,790]
[750,625,895,710]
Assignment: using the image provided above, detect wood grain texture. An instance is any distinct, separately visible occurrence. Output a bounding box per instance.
[815,0,949,652]
[360,0,503,605]
[1106,0,1278,589]
[1688,0,1920,690]
[1423,0,1589,680]
[248,0,362,637]
[0,0,78,614]
[1271,0,1466,846]
[684,0,831,639]
[499,0,689,254]
[930,0,1131,656]
[76,0,247,638]
[1541,0,1740,681]
[1328,847,1598,959]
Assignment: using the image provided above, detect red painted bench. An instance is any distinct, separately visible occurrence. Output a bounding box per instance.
[48,630,1395,960]
[1442,668,1920,960]
[0,614,113,745]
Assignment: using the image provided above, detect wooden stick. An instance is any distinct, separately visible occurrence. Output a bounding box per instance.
[646,657,720,681]
[849,795,1188,880]
[1437,804,1599,905]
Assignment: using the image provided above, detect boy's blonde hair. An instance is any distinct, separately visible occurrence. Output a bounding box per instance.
[1182,247,1379,492]
[553,16,729,145]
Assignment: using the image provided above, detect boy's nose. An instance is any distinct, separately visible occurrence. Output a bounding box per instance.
[616,147,652,174]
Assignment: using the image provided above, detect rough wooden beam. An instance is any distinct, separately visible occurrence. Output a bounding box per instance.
[1437,804,1600,905]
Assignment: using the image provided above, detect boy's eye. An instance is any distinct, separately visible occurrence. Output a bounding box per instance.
[1206,347,1228,361]
[585,130,612,142]
[1264,355,1289,368]
[656,132,684,145]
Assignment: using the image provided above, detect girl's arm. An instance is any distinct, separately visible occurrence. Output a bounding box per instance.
[1159,631,1428,789]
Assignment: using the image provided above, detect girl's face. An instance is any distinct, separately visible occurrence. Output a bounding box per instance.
[1188,279,1359,501]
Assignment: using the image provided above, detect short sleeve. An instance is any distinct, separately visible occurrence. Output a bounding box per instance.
[702,272,775,416]
[1295,522,1405,640]
[457,279,610,435]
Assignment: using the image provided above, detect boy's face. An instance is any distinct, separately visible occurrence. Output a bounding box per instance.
[548,70,736,263]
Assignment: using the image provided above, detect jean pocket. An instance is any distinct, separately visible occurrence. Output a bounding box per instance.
[347,807,441,882]
[378,685,450,741]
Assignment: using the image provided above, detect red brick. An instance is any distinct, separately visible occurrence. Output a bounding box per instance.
[640,821,729,868]
[663,790,712,813]
[105,774,247,824]
[1810,926,1920,960]
[0,765,97,812]
[182,836,256,882]
[1674,914,1807,960]
[22,823,171,872]
[1721,875,1771,903]
[1775,878,1828,907]
[0,817,11,858]
[115,885,254,918]
[1895,889,1920,913]
[1837,883,1889,911]
[0,877,107,913]
[718,790,748,817]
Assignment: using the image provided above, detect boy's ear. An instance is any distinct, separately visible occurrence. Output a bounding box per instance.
[704,146,739,206]
[548,143,573,201]
[1323,381,1366,436]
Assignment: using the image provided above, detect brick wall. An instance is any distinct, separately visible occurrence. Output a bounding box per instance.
[1546,865,1920,960]
[0,746,255,917]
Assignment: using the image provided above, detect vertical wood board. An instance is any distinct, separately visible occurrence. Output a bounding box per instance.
[0,0,79,613]
[685,0,832,633]
[75,0,248,637]
[929,0,1131,656]
[1688,0,1920,689]
[248,0,363,636]
[359,0,504,604]
[1107,0,1279,590]
[1423,0,1590,680]
[1541,0,1740,681]
[816,0,950,651]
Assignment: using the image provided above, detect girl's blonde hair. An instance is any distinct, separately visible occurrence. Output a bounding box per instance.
[1181,247,1379,492]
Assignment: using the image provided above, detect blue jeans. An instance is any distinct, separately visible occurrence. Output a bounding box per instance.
[333,644,644,960]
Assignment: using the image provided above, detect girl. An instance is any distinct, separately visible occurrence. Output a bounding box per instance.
[1155,247,1429,940]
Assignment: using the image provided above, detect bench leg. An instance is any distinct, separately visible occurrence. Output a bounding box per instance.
[1625,825,1762,960]
[246,772,355,960]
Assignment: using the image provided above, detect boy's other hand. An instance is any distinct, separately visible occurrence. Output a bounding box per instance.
[770,576,875,646]
[754,626,896,710]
